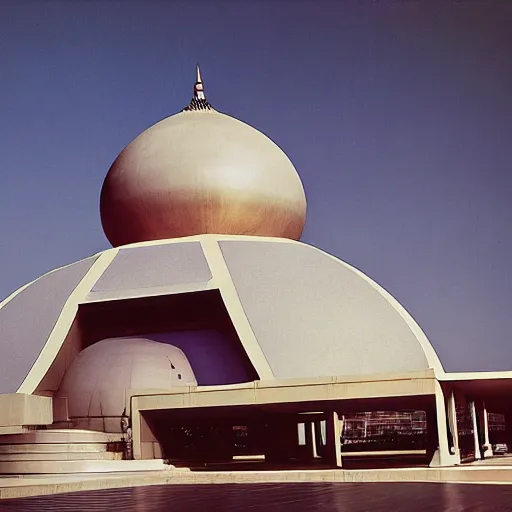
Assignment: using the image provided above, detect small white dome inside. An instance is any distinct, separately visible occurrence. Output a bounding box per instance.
[57,337,196,425]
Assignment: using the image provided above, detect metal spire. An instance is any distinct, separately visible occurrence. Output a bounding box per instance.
[183,63,214,112]
[194,64,206,100]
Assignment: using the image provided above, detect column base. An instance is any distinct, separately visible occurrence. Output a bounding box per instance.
[325,411,342,468]
[482,444,494,458]
[429,447,460,467]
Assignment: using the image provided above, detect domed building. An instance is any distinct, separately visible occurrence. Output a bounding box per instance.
[100,66,306,246]
[0,66,510,475]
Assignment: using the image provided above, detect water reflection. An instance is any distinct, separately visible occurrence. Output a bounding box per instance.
[3,482,512,511]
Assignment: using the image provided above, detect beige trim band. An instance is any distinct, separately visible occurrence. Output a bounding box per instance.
[200,235,274,380]
[17,250,118,394]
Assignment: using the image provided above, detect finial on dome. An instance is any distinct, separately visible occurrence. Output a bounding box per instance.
[100,64,307,247]
[183,63,214,112]
[195,64,205,100]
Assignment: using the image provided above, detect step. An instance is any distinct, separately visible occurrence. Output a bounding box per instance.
[0,429,123,445]
[0,451,123,461]
[0,459,171,475]
[0,443,112,454]
[0,426,31,435]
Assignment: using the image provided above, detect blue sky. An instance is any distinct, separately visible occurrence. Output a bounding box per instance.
[1,1,511,371]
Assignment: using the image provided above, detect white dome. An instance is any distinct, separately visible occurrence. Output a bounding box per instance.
[56,337,197,427]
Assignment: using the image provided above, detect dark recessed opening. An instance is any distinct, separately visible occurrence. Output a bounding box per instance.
[76,289,259,384]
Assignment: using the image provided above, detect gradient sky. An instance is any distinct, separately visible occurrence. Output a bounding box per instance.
[1,1,511,372]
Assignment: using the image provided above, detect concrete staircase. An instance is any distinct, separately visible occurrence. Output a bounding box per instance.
[0,429,168,474]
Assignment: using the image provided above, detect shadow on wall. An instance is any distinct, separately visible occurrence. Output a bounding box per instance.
[76,290,259,387]
[149,330,254,386]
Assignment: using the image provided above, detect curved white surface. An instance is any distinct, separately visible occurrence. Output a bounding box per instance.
[1,235,448,400]
[0,256,98,395]
[220,240,442,378]
[56,337,197,421]
[100,111,307,245]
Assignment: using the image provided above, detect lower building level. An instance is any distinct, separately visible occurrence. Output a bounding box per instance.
[102,369,512,469]
[2,368,512,474]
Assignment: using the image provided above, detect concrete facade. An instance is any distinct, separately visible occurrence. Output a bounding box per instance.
[0,235,445,396]
[0,235,511,475]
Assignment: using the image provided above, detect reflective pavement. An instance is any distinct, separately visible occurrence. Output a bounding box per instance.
[3,482,512,511]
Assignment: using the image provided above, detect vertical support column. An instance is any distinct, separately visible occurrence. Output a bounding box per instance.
[469,400,482,460]
[314,419,324,458]
[325,410,342,468]
[429,381,460,467]
[132,409,159,460]
[310,422,320,458]
[476,401,493,458]
[303,421,318,460]
[131,408,142,460]
[505,410,512,455]
[446,389,460,459]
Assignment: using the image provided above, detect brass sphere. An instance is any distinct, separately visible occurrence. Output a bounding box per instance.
[100,110,307,247]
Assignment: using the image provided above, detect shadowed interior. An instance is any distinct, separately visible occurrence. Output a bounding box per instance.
[78,290,259,384]
[35,289,259,403]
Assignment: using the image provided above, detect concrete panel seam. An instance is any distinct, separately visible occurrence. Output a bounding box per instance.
[17,250,118,395]
[200,236,274,380]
